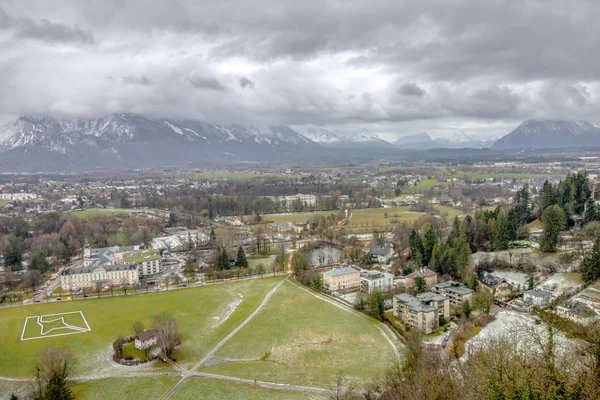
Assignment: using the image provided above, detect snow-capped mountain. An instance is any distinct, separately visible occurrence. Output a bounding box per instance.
[0,114,320,171]
[301,127,391,147]
[394,132,493,150]
[492,120,600,150]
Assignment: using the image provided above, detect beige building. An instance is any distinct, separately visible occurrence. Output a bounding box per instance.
[60,264,139,291]
[478,272,512,298]
[432,281,475,306]
[323,267,360,292]
[393,293,440,334]
[405,268,438,289]
[556,301,597,326]
[417,292,450,320]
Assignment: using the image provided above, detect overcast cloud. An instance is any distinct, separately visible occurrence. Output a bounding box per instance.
[1,0,599,139]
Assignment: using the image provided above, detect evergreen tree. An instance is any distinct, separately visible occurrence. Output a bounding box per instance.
[505,209,518,243]
[463,299,472,319]
[409,230,424,267]
[580,242,600,283]
[44,374,74,400]
[583,197,598,224]
[421,224,437,267]
[447,216,461,247]
[540,205,566,253]
[235,246,248,268]
[4,239,23,271]
[514,184,532,226]
[540,180,557,213]
[493,212,508,251]
[216,248,230,270]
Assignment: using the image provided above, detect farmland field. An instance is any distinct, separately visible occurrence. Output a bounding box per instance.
[452,170,557,180]
[71,376,180,400]
[259,211,338,225]
[199,280,400,388]
[171,377,326,400]
[0,276,284,378]
[191,171,303,180]
[68,208,135,219]
[347,207,425,231]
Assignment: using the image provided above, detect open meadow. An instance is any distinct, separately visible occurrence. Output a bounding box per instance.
[0,277,284,378]
[199,280,400,388]
[171,377,326,400]
[67,208,135,219]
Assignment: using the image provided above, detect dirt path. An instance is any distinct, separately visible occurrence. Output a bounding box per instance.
[160,274,296,399]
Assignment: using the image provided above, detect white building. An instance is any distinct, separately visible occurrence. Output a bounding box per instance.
[0,193,37,200]
[360,271,394,294]
[60,263,139,291]
[523,289,553,307]
[134,330,158,350]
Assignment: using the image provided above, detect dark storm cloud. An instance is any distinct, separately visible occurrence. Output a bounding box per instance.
[123,75,153,86]
[1,0,600,138]
[0,6,94,44]
[239,77,254,89]
[188,75,229,92]
[397,82,426,98]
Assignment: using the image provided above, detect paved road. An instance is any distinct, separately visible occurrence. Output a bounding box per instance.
[160,275,293,399]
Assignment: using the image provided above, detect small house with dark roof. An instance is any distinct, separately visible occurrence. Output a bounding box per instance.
[369,241,395,263]
[478,272,512,298]
[135,329,157,350]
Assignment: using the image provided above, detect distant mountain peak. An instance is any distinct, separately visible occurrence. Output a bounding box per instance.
[492,119,600,150]
[301,127,389,146]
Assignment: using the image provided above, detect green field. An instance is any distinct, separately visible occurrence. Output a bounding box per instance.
[259,211,337,225]
[0,277,283,378]
[248,256,274,269]
[192,171,303,180]
[348,207,425,229]
[71,376,180,400]
[433,205,464,219]
[200,281,399,388]
[452,170,556,180]
[0,200,10,207]
[68,208,135,219]
[171,377,326,400]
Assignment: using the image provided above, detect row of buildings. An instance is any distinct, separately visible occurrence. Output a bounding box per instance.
[60,242,164,291]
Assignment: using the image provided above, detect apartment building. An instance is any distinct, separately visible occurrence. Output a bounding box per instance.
[417,292,450,320]
[360,270,394,294]
[393,293,439,334]
[432,281,475,306]
[60,263,139,291]
[323,267,360,292]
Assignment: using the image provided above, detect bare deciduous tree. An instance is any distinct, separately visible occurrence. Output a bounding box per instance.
[153,313,181,360]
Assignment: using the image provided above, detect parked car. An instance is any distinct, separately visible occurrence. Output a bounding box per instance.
[56,297,62,301]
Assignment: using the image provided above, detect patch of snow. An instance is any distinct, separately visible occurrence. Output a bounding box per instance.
[163,121,183,135]
[212,293,244,328]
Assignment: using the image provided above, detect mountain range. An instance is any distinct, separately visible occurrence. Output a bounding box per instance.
[1,115,599,171]
[491,119,600,150]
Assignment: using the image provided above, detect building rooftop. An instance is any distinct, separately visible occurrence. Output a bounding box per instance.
[136,329,156,342]
[524,289,553,298]
[395,293,437,313]
[369,242,394,256]
[417,291,448,303]
[406,268,437,279]
[559,301,597,318]
[61,263,138,276]
[478,272,509,289]
[122,249,160,263]
[324,267,359,277]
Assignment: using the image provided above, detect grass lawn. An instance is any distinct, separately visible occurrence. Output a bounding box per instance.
[0,276,284,378]
[171,377,326,400]
[525,219,543,231]
[200,281,399,388]
[0,199,10,207]
[348,207,425,230]
[192,171,303,180]
[452,170,556,180]
[433,205,463,219]
[248,256,274,269]
[259,211,338,225]
[68,208,134,219]
[71,376,180,400]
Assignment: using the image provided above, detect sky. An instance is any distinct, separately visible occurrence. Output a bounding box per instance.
[1,0,599,141]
